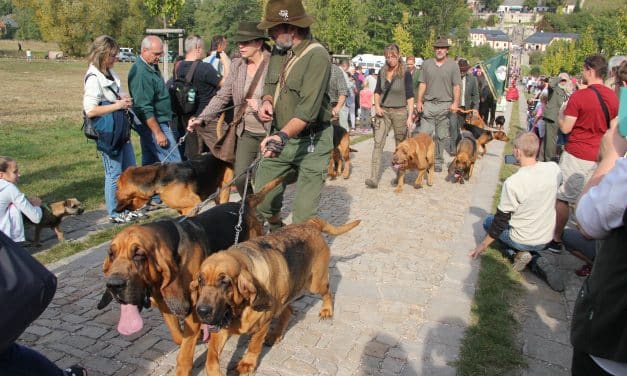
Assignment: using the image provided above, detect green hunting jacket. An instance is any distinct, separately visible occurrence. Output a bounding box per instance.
[263,39,332,131]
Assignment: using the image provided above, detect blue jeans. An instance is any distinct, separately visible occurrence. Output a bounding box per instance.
[101,141,136,216]
[483,215,547,252]
[0,343,65,375]
[136,122,181,165]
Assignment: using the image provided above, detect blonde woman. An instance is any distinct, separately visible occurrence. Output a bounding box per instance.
[83,35,138,224]
[365,44,415,188]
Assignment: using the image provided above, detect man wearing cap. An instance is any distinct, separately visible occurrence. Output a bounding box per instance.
[174,35,222,159]
[416,36,461,172]
[450,59,479,152]
[255,0,333,229]
[541,72,570,162]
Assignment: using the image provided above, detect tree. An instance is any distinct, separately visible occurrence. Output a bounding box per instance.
[12,6,40,40]
[312,0,366,55]
[483,0,503,12]
[362,0,404,53]
[575,25,597,64]
[392,11,412,56]
[144,0,184,27]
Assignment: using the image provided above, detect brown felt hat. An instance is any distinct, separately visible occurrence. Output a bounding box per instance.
[232,21,268,43]
[257,0,315,29]
[433,36,451,48]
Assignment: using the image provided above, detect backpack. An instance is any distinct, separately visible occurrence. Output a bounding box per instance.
[169,60,200,116]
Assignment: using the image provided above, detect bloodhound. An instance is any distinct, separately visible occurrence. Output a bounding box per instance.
[190,217,361,375]
[327,125,357,180]
[115,153,233,216]
[448,131,479,184]
[391,133,435,193]
[98,177,282,376]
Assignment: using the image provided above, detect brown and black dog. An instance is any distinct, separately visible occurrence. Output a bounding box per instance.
[327,125,357,180]
[190,217,361,375]
[391,133,435,193]
[115,153,233,216]
[24,198,84,246]
[97,177,282,376]
[449,131,479,184]
[462,112,509,156]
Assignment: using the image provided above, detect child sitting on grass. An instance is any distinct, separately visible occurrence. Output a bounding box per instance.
[0,156,42,243]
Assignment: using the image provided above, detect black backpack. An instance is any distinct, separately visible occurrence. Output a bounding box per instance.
[169,60,200,116]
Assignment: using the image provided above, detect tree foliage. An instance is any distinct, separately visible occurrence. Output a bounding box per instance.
[144,0,184,27]
[310,0,366,55]
[194,0,261,50]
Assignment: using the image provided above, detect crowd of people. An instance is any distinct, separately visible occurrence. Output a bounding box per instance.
[2,0,626,373]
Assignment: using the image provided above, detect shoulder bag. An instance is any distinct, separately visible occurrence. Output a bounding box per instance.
[82,73,99,140]
[0,232,57,353]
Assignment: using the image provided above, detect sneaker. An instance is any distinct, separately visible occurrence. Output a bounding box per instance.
[127,209,148,220]
[534,256,565,292]
[365,178,378,189]
[64,365,88,376]
[109,213,135,224]
[546,240,563,253]
[512,251,532,272]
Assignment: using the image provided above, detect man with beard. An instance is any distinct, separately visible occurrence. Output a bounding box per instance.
[255,0,333,230]
[416,36,461,172]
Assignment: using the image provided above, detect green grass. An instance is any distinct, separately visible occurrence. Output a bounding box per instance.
[457,99,527,375]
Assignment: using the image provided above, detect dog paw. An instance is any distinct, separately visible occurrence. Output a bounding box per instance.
[235,360,256,375]
[394,187,402,193]
[319,308,333,319]
[413,184,423,189]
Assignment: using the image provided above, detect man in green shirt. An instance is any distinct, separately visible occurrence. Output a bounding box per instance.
[128,35,181,165]
[255,0,333,229]
[416,37,461,172]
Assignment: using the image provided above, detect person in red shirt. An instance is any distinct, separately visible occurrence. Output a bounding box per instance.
[549,54,619,252]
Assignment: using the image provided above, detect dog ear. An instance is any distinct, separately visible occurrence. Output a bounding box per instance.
[237,269,271,311]
[156,242,191,318]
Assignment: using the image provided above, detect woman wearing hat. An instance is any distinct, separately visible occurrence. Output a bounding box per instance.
[189,22,271,196]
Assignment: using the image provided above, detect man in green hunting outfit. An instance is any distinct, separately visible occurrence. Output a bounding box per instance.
[255,0,332,229]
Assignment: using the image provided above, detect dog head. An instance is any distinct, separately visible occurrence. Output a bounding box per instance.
[449,152,472,184]
[391,141,413,171]
[48,198,84,217]
[99,222,192,335]
[494,116,506,129]
[492,130,509,142]
[191,251,272,333]
[115,166,158,212]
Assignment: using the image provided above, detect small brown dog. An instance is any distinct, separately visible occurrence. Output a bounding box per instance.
[191,217,360,375]
[327,125,356,180]
[391,133,435,193]
[26,198,84,245]
[449,131,478,184]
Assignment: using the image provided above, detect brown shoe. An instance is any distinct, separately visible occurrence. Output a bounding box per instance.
[512,251,532,272]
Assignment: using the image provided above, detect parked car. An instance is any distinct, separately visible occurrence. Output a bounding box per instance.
[117,51,136,62]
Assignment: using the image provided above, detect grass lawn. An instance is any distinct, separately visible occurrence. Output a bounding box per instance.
[456,99,527,375]
[0,58,137,211]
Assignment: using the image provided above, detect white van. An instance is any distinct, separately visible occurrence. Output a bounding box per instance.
[352,54,385,74]
[119,47,133,54]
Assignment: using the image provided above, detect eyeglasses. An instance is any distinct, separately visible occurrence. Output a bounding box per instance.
[151,50,164,56]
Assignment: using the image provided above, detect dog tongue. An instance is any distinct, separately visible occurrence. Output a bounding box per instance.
[117,304,143,335]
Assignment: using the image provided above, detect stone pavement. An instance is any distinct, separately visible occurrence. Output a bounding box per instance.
[17,99,581,375]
